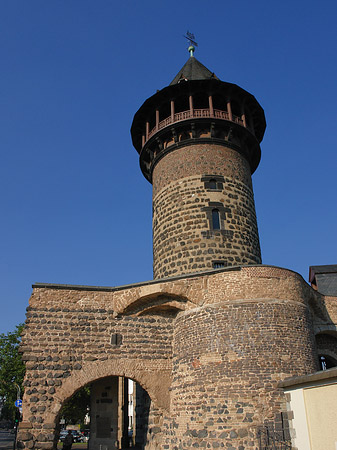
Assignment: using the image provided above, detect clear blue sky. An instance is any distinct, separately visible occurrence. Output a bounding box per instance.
[1,0,336,335]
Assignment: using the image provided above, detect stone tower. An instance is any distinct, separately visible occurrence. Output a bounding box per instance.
[18,46,337,450]
[131,47,266,279]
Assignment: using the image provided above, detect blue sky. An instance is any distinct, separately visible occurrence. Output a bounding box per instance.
[1,0,336,334]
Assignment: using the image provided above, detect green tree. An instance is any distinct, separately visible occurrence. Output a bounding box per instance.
[60,386,91,428]
[0,324,25,422]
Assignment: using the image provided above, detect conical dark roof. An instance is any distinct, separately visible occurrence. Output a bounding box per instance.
[170,56,218,85]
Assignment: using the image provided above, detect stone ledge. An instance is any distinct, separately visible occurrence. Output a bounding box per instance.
[279,366,337,388]
[19,422,33,429]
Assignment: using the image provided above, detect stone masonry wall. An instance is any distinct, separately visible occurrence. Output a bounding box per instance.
[168,300,317,449]
[323,296,337,324]
[19,296,174,450]
[18,266,336,449]
[152,144,261,278]
[152,144,254,196]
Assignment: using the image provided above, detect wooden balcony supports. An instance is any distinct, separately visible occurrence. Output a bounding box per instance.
[145,105,250,146]
[170,100,175,122]
[146,121,150,141]
[189,95,194,116]
[208,95,214,117]
[227,101,233,121]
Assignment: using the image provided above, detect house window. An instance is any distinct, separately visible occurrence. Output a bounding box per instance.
[212,209,220,230]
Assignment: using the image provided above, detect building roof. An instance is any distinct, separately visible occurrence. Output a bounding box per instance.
[309,265,337,296]
[170,56,218,85]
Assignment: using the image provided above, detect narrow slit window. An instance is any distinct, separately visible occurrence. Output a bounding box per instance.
[209,179,217,189]
[212,209,220,230]
[111,333,122,346]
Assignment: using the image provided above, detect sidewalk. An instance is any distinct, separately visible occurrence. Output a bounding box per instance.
[57,444,88,449]
[56,444,138,450]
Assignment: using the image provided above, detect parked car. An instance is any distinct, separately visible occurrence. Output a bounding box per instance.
[59,430,68,442]
[81,431,90,442]
[59,430,84,443]
[72,430,84,442]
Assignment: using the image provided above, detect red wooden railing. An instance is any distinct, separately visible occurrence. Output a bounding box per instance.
[147,108,245,142]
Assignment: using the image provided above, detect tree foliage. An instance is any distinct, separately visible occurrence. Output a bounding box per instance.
[60,386,91,427]
[0,324,25,422]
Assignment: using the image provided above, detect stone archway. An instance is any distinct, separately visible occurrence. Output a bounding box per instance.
[51,358,171,419]
[18,359,171,450]
[315,331,337,370]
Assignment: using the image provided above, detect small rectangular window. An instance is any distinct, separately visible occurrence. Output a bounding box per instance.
[213,261,225,269]
[111,333,122,346]
[201,175,224,191]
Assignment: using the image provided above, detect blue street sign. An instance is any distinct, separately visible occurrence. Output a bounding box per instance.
[15,399,22,407]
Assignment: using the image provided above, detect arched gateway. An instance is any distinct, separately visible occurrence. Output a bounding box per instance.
[42,359,171,421]
[19,47,337,450]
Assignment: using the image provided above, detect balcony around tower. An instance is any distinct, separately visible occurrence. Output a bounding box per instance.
[147,105,246,142]
[131,78,266,183]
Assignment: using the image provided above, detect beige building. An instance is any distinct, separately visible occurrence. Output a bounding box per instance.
[281,368,337,450]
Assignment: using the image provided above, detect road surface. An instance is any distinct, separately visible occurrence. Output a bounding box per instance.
[0,430,14,450]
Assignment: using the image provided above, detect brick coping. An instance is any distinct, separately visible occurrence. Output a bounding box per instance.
[32,264,304,292]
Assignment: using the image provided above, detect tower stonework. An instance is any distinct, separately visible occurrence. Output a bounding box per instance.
[18,49,337,450]
[131,55,266,278]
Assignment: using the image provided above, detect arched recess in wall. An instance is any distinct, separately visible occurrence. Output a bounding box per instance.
[44,359,171,426]
[121,293,192,317]
[315,332,337,370]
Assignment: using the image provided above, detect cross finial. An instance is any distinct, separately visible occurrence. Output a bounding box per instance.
[184,31,198,57]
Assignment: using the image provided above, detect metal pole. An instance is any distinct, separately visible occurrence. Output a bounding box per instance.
[14,383,20,400]
[13,425,18,450]
[13,383,20,450]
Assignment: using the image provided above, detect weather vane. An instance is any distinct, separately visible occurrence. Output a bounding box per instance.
[184,31,198,56]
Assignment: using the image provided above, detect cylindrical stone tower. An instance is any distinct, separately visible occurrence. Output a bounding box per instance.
[131,49,266,279]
